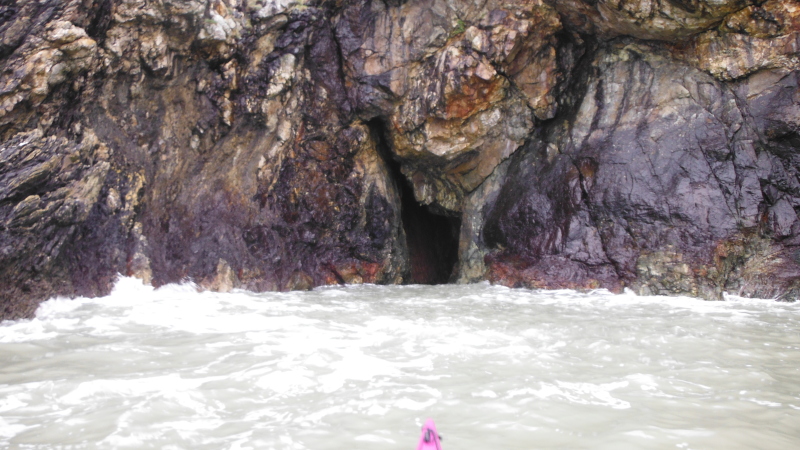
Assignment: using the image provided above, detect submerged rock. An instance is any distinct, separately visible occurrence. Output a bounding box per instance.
[0,0,799,319]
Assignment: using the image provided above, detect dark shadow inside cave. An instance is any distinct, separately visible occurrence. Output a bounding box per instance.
[367,119,461,284]
[397,171,461,284]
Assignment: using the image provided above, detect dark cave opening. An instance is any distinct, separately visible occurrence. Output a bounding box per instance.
[397,171,461,285]
[367,119,461,285]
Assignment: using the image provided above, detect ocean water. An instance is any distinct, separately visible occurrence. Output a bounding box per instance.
[1,277,799,449]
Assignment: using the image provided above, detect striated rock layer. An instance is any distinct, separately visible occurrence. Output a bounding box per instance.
[1,0,798,319]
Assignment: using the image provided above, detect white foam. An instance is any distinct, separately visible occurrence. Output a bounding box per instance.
[0,417,35,439]
[0,277,798,448]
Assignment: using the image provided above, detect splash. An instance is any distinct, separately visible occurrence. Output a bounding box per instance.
[1,278,799,448]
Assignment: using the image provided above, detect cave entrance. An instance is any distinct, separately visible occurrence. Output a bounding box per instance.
[368,119,461,284]
[398,173,461,284]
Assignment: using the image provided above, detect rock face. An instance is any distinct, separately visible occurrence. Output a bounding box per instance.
[1,0,799,319]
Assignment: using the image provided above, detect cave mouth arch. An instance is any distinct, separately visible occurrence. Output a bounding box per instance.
[367,118,461,285]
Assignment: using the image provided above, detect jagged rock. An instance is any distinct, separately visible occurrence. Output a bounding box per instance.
[551,0,756,41]
[335,0,567,212]
[483,42,800,299]
[0,129,124,319]
[1,0,799,319]
[202,258,240,293]
[679,0,800,80]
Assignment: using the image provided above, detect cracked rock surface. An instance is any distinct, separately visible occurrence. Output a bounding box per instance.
[1,0,799,319]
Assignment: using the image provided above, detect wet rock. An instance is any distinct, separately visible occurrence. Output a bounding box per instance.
[551,0,755,41]
[0,129,124,319]
[678,0,800,80]
[2,0,800,319]
[202,258,240,293]
[335,0,568,212]
[483,41,800,299]
[286,270,314,291]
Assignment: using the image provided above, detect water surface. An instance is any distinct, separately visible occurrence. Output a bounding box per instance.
[1,278,799,449]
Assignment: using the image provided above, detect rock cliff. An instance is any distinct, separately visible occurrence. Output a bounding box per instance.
[1,0,799,319]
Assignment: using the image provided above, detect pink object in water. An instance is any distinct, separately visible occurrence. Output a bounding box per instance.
[416,419,442,450]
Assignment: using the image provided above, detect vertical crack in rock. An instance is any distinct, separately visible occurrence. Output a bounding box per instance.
[368,118,461,284]
[86,0,113,44]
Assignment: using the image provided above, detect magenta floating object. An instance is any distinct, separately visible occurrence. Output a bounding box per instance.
[416,419,442,450]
